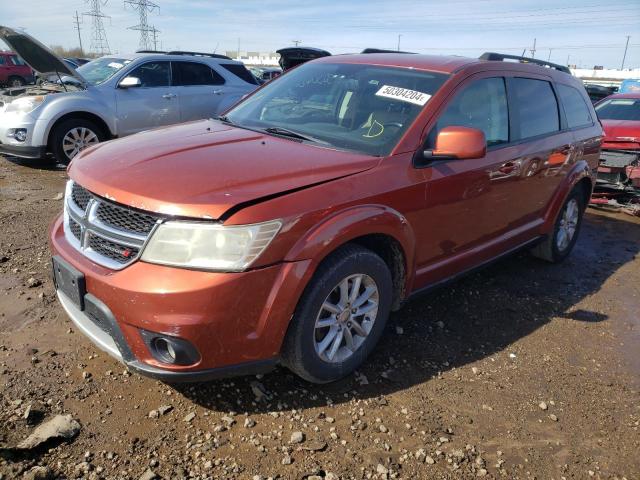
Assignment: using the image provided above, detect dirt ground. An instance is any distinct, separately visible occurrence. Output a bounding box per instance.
[0,155,638,480]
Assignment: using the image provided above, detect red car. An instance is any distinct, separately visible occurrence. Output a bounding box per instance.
[50,52,600,383]
[0,50,34,87]
[594,93,640,190]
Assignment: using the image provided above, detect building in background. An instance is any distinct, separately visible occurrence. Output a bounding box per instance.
[226,51,279,66]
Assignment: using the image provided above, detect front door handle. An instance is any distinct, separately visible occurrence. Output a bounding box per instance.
[212,89,223,95]
[162,93,176,99]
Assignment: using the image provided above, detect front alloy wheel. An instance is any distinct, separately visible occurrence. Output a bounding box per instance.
[62,127,100,160]
[282,244,392,383]
[314,274,379,363]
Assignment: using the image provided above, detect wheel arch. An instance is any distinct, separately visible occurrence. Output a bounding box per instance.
[284,205,416,310]
[542,162,594,233]
[46,111,114,151]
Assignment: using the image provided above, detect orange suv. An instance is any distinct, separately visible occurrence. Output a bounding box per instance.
[50,52,601,383]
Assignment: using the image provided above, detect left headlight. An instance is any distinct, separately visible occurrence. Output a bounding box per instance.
[140,220,282,272]
[5,96,45,114]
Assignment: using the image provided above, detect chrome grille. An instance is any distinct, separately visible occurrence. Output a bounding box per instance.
[64,181,161,270]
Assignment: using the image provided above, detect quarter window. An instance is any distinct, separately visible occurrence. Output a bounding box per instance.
[557,84,592,128]
[428,77,509,147]
[173,62,224,86]
[128,61,170,88]
[511,78,560,139]
[0,56,5,65]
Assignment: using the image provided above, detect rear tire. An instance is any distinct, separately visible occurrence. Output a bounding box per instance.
[8,76,26,88]
[531,188,585,263]
[282,244,392,383]
[49,118,105,165]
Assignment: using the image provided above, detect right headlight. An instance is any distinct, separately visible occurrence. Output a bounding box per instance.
[5,96,45,114]
[140,220,282,272]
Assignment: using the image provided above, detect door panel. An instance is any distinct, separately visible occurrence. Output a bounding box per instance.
[172,61,226,121]
[115,61,180,136]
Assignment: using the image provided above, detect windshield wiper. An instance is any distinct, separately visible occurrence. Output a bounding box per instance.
[216,115,235,125]
[263,127,329,145]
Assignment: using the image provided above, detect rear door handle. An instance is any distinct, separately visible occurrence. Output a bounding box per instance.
[162,93,176,99]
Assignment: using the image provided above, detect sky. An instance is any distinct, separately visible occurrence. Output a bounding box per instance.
[2,0,639,69]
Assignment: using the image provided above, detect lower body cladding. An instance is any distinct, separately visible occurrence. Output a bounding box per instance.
[49,215,312,382]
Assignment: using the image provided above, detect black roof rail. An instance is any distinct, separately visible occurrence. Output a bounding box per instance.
[479,52,571,74]
[361,48,416,54]
[136,49,167,54]
[166,50,232,60]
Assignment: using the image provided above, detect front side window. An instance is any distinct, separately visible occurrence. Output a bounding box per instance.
[557,84,592,128]
[0,56,5,65]
[512,78,560,139]
[128,61,170,88]
[226,63,449,156]
[595,98,640,121]
[427,77,509,148]
[173,62,224,86]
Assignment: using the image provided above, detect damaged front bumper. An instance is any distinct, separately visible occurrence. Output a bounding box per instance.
[590,149,640,216]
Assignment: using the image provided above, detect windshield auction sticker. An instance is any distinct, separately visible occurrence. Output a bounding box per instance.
[375,85,431,106]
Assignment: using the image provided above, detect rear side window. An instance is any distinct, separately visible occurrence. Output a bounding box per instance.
[511,78,560,139]
[173,62,224,86]
[557,84,592,128]
[0,56,5,65]
[428,77,509,147]
[220,63,259,85]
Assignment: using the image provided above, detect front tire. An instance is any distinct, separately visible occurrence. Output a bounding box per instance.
[49,118,105,164]
[8,76,26,88]
[531,188,585,263]
[282,244,392,383]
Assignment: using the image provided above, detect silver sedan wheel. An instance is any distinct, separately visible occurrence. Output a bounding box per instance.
[557,198,579,251]
[314,273,379,363]
[62,127,99,160]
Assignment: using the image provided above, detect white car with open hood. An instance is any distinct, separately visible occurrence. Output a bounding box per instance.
[0,26,259,164]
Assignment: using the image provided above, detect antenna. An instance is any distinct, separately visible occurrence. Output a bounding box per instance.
[124,0,160,51]
[84,0,111,55]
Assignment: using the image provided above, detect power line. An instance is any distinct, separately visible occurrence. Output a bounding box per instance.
[124,0,160,51]
[83,0,111,55]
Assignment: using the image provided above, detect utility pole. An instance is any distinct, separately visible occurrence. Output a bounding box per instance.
[237,38,240,60]
[566,54,570,66]
[150,26,160,51]
[124,0,160,51]
[84,0,111,55]
[621,35,631,70]
[292,40,301,47]
[397,34,402,51]
[73,11,84,54]
[547,48,553,62]
[529,38,536,58]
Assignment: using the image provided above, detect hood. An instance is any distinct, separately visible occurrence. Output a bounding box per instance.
[601,119,640,144]
[277,47,331,71]
[0,25,86,84]
[69,119,379,220]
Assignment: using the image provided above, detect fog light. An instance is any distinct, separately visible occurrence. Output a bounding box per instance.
[139,330,200,366]
[9,128,27,142]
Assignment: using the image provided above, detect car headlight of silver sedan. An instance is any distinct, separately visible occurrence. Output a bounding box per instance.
[141,220,282,271]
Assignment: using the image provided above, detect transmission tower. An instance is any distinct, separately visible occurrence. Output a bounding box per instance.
[124,0,160,51]
[84,0,111,55]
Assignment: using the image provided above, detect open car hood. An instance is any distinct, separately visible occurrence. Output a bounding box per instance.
[0,25,86,84]
[276,47,331,71]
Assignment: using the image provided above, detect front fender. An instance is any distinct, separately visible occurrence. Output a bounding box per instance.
[284,204,416,291]
[542,160,594,232]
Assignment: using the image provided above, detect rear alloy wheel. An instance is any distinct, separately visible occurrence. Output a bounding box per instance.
[531,188,585,263]
[8,76,25,88]
[282,244,392,383]
[50,118,105,164]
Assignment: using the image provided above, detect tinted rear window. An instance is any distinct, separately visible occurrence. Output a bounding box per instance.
[512,78,560,139]
[173,61,224,86]
[557,84,593,128]
[220,63,259,85]
[595,98,640,121]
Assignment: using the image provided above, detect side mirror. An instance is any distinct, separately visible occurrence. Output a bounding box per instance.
[421,126,487,163]
[118,76,141,88]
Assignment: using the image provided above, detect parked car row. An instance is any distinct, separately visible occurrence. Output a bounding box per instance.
[0,49,34,87]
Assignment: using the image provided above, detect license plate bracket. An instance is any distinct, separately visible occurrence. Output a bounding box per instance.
[52,255,86,310]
